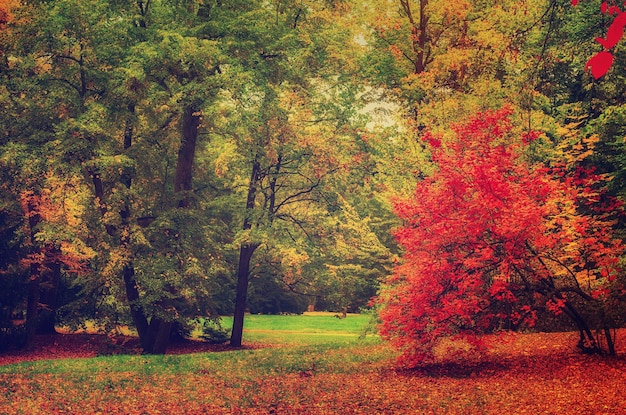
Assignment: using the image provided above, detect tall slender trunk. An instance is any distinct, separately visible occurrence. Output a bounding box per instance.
[230,159,261,347]
[118,103,158,351]
[24,198,41,350]
[230,243,258,347]
[122,105,152,338]
[36,255,61,335]
[400,0,430,145]
[603,327,616,356]
[90,95,200,355]
[123,264,151,350]
[25,263,40,351]
[89,103,158,352]
[400,0,430,75]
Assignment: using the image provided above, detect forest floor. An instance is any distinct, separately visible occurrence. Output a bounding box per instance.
[1,320,626,414]
[0,332,248,367]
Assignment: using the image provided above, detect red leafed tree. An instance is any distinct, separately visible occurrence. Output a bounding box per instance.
[378,108,625,367]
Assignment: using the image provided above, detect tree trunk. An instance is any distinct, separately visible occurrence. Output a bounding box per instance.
[25,264,40,351]
[174,105,200,208]
[129,104,201,354]
[563,302,601,354]
[230,243,258,347]
[24,198,41,350]
[603,326,616,356]
[123,264,152,351]
[400,0,429,75]
[89,103,164,353]
[130,104,202,355]
[118,104,166,353]
[151,319,173,354]
[36,256,61,335]
[230,159,261,347]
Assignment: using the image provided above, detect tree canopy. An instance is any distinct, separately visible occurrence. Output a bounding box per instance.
[1,0,625,360]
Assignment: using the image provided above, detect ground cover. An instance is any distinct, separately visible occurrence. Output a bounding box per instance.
[218,312,376,344]
[1,314,625,414]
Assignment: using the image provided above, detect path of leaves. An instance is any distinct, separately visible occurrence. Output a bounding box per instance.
[2,331,626,414]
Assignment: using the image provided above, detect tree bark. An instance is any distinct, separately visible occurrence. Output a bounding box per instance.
[123,264,152,351]
[230,159,261,347]
[120,104,174,354]
[89,103,165,353]
[24,198,41,350]
[230,243,258,347]
[174,105,200,208]
[563,301,601,354]
[129,104,201,354]
[151,319,173,354]
[25,264,40,351]
[133,104,201,354]
[36,255,61,335]
[603,326,616,356]
[400,0,430,75]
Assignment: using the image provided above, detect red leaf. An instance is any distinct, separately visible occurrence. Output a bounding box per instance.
[595,37,612,49]
[602,12,626,49]
[571,0,578,5]
[601,2,609,14]
[586,51,614,78]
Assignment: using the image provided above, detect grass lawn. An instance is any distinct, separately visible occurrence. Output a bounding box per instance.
[1,313,626,414]
[218,312,376,344]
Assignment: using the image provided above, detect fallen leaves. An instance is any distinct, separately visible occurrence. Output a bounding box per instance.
[2,331,626,414]
[0,333,256,366]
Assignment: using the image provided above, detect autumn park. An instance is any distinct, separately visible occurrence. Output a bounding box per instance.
[1,0,626,413]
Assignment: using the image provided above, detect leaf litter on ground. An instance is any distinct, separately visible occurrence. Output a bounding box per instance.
[1,329,626,414]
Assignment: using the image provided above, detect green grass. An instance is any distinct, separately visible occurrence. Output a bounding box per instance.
[0,337,386,376]
[0,312,383,376]
[0,313,396,414]
[218,312,377,345]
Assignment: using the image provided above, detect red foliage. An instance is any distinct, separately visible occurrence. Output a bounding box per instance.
[574,1,626,78]
[378,108,624,367]
[585,50,614,78]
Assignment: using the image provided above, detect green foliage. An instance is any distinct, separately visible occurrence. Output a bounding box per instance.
[0,190,28,351]
[199,319,230,344]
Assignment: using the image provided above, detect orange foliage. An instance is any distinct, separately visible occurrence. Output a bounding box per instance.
[20,190,92,276]
[0,0,18,27]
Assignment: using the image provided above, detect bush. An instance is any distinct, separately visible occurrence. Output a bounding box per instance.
[199,319,230,344]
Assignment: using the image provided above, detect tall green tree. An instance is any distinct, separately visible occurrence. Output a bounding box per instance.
[2,0,234,353]
[199,0,375,346]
